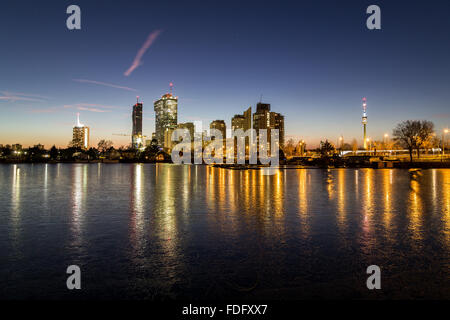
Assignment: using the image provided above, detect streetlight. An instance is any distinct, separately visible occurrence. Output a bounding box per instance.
[383,133,390,154]
[299,140,305,156]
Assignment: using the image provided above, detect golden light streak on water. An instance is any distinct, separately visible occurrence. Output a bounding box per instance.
[11,165,21,236]
[382,169,393,232]
[441,169,450,246]
[130,164,145,249]
[273,171,283,217]
[408,177,423,243]
[361,169,374,235]
[337,169,346,228]
[297,169,310,238]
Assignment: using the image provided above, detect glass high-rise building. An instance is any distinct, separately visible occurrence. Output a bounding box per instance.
[72,113,90,149]
[132,100,143,149]
[253,102,285,150]
[154,93,178,148]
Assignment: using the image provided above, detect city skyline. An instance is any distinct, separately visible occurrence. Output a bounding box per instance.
[1,1,450,306]
[1,0,450,148]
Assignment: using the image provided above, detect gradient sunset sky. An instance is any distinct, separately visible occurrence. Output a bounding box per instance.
[1,0,450,148]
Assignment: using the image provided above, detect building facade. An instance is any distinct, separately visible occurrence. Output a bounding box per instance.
[252,102,284,151]
[231,106,251,131]
[210,120,226,140]
[72,113,90,149]
[132,100,143,149]
[154,93,178,149]
[177,122,195,142]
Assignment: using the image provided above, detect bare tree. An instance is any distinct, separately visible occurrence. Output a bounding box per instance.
[284,138,295,157]
[416,120,434,158]
[98,140,114,154]
[319,140,335,157]
[393,120,434,162]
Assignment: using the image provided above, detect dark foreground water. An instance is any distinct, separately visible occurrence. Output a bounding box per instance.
[0,164,449,300]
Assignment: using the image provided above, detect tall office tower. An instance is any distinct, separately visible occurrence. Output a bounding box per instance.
[154,88,178,149]
[163,127,175,151]
[362,97,368,150]
[273,112,285,148]
[177,122,195,142]
[231,107,253,157]
[72,113,90,149]
[132,97,143,149]
[253,102,285,151]
[231,107,252,131]
[231,114,245,131]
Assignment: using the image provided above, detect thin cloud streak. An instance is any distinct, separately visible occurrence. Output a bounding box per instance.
[1,91,51,100]
[30,103,118,114]
[64,103,119,110]
[73,79,138,92]
[0,91,49,102]
[124,30,162,76]
[30,107,60,113]
[77,106,111,113]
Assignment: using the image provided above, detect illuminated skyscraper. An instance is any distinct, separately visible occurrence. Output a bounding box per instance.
[72,113,89,149]
[231,107,251,131]
[132,97,143,149]
[253,102,285,150]
[273,112,285,147]
[154,88,178,149]
[231,114,245,131]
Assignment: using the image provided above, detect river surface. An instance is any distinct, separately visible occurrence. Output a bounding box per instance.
[0,164,449,300]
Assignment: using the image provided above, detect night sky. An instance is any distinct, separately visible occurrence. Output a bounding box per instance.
[1,0,450,148]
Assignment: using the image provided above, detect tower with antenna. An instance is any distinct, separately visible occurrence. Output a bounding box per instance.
[132,96,143,149]
[72,113,89,149]
[362,97,368,150]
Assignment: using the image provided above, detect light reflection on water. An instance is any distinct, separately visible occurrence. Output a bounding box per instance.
[0,164,449,300]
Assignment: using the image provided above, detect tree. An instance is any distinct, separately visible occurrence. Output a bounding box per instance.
[0,146,11,157]
[416,120,434,158]
[319,140,335,157]
[97,140,113,154]
[342,143,352,151]
[393,120,434,162]
[87,147,98,160]
[50,145,59,160]
[284,138,295,157]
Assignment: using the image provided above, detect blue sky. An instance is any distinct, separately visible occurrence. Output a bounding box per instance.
[1,0,449,148]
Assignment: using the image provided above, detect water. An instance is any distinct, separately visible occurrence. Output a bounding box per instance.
[0,163,449,300]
